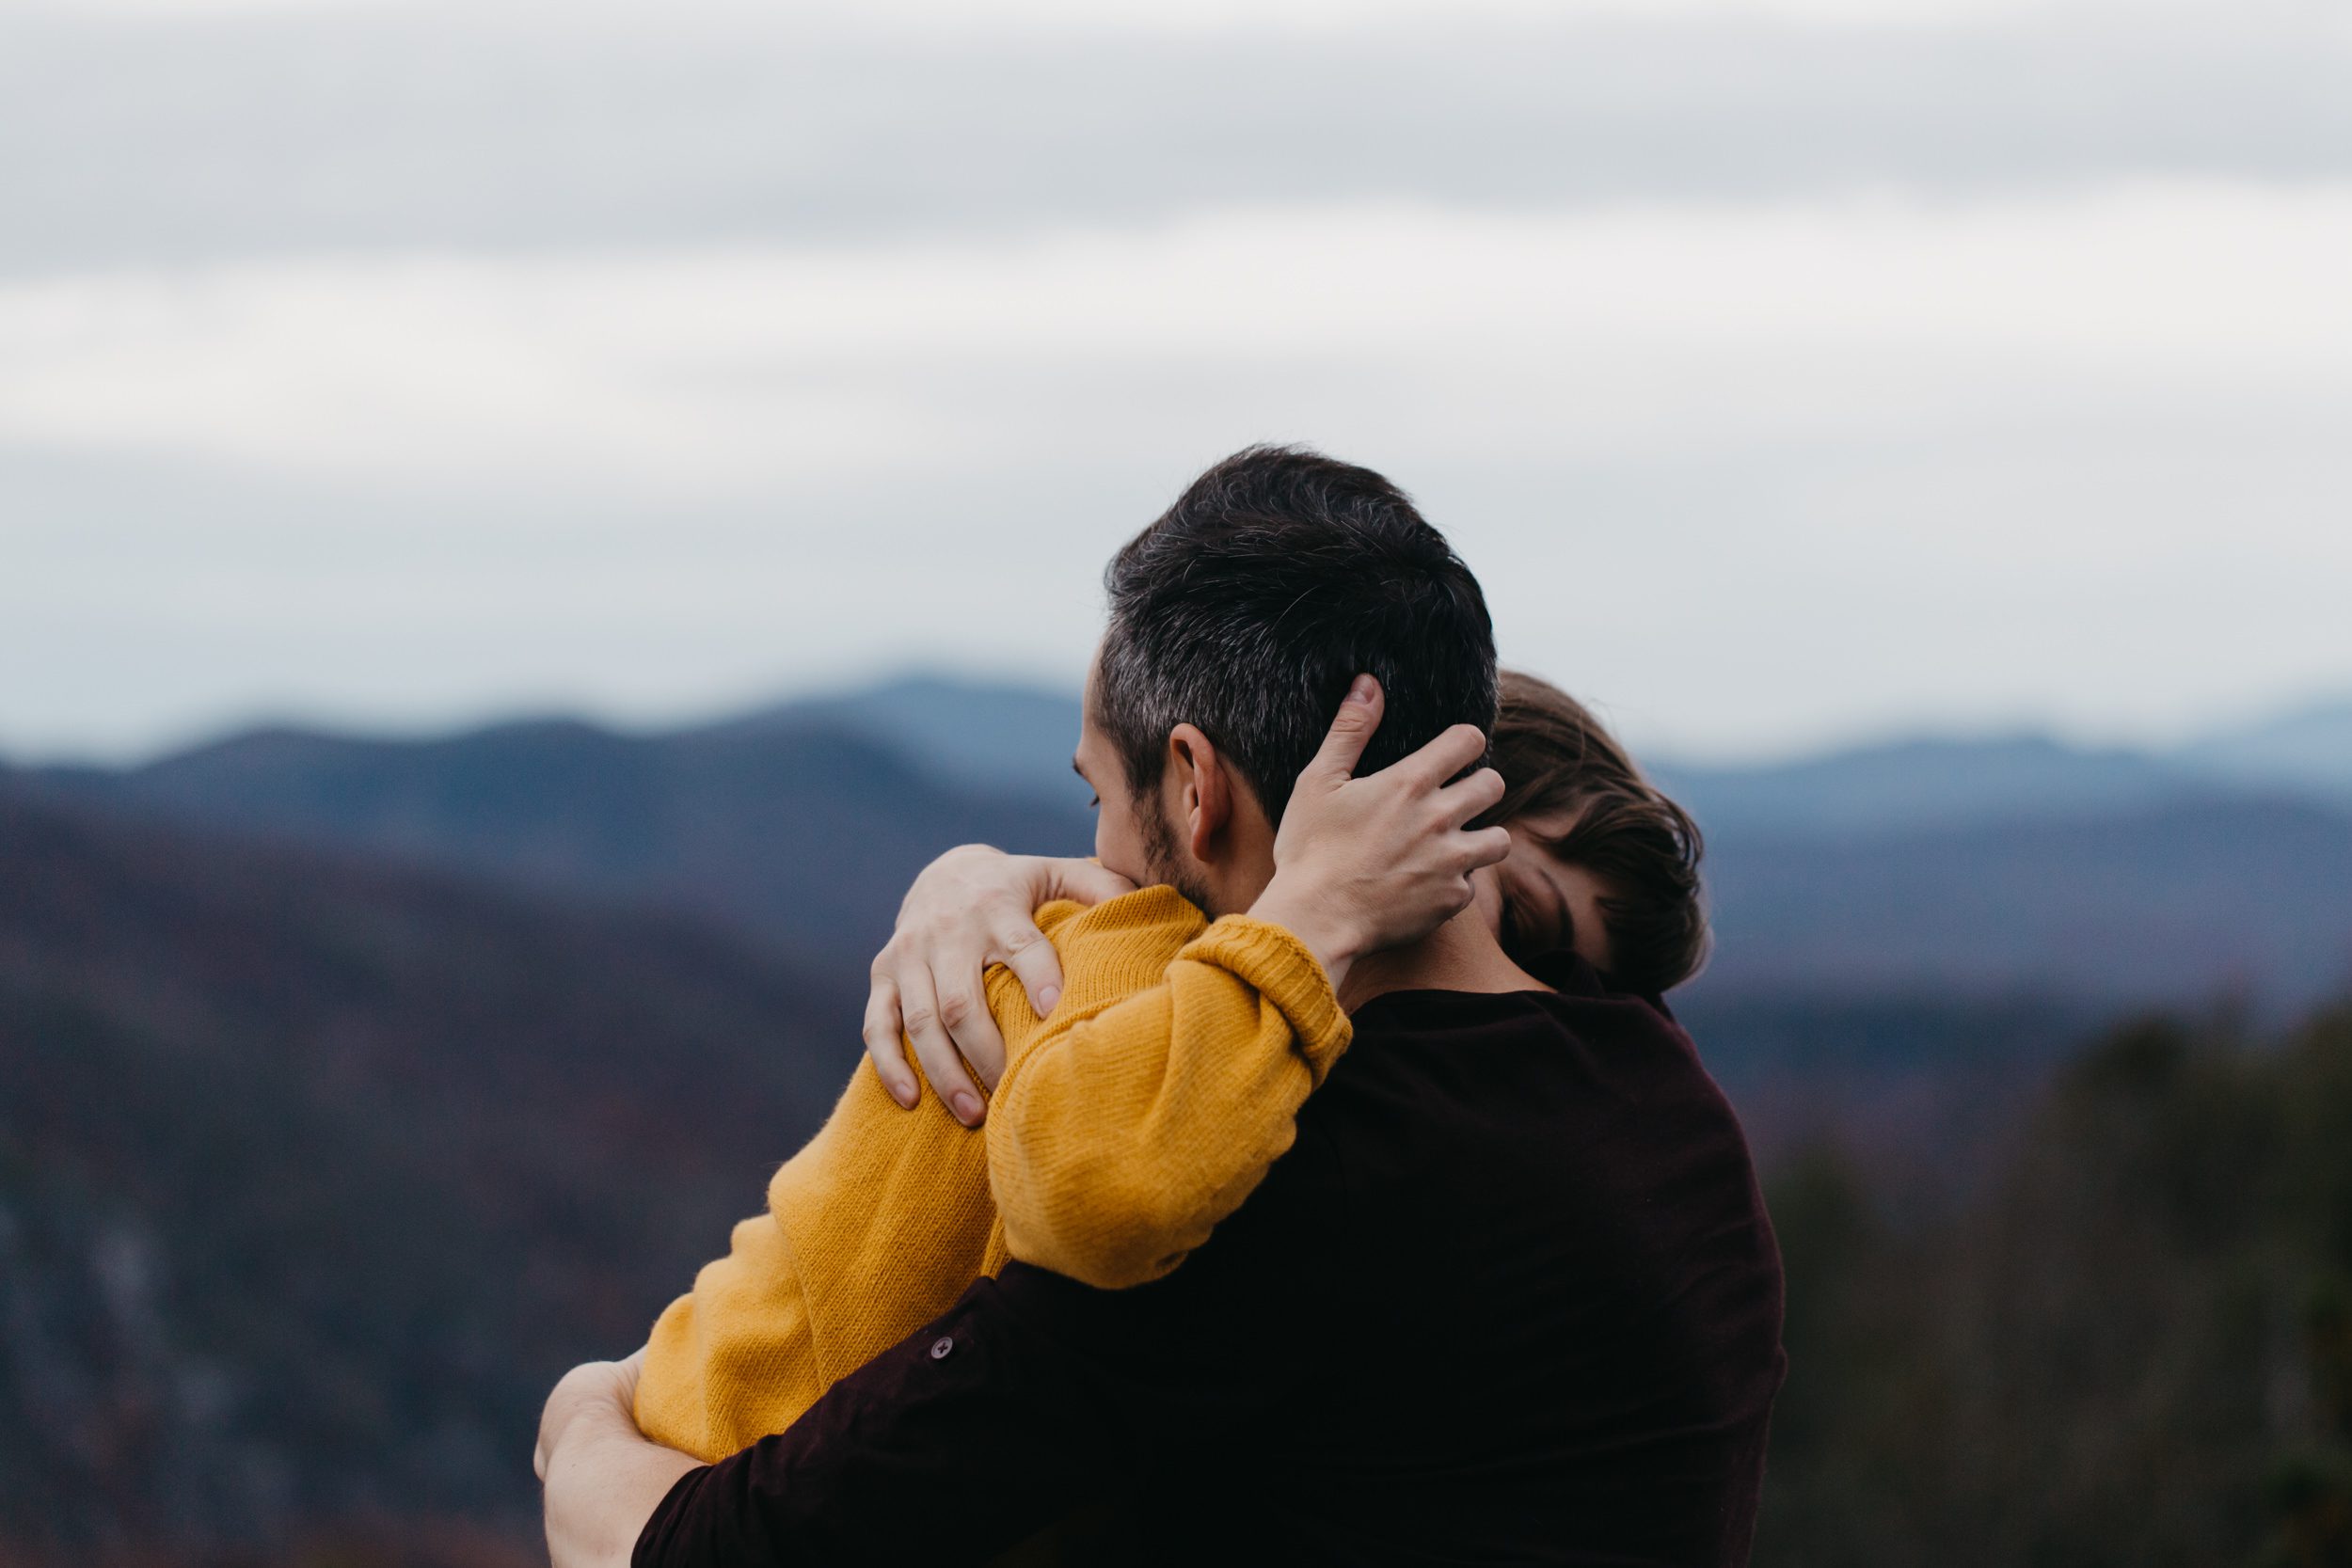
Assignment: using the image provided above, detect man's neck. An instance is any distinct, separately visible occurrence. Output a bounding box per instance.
[1335,904,1550,1015]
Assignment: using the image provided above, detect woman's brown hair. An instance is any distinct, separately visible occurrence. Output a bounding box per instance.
[1489,670,1709,995]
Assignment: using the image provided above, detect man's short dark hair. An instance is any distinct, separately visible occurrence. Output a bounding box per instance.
[1096,444,1498,822]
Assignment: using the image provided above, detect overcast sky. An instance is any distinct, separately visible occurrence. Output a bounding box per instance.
[6,0,2349,764]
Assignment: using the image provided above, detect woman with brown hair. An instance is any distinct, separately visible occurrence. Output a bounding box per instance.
[1483,668,1708,998]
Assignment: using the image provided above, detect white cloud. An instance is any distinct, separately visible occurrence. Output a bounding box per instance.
[40,0,2171,28]
[7,1,2347,275]
[2,183,2346,495]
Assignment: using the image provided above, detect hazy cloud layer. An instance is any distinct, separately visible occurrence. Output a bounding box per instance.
[5,1,2349,274]
[8,187,2349,490]
[8,183,2349,761]
[7,0,2350,762]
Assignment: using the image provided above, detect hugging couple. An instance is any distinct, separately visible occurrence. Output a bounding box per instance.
[537,446,1787,1566]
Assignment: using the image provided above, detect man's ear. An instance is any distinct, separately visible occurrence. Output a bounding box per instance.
[1166,723,1232,861]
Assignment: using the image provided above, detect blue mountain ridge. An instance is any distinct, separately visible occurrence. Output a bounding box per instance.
[724,675,2352,836]
[15,675,2352,1009]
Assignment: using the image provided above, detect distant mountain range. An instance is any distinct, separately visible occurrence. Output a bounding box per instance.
[2175,699,2352,802]
[739,675,2352,831]
[16,676,2352,1008]
[1653,699,2352,840]
[714,676,1093,804]
[1693,793,2352,1006]
[24,691,1092,971]
[684,680,2352,832]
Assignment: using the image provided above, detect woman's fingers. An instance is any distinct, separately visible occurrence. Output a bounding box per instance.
[1437,766,1508,826]
[993,912,1068,1024]
[860,974,920,1109]
[1463,823,1515,871]
[933,943,1009,1093]
[863,847,1096,1113]
[1299,675,1385,784]
[862,940,1015,1107]
[895,962,989,1127]
[1402,722,1493,786]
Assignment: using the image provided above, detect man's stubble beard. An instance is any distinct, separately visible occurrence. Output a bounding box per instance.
[1139,798,1220,917]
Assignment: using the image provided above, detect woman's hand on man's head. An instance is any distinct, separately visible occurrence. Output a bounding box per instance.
[1248,676,1512,994]
[863,845,1136,1127]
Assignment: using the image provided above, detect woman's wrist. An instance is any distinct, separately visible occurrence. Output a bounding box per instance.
[1246,875,1366,993]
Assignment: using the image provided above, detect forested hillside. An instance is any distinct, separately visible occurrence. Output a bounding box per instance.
[1760,1004,2352,1567]
[0,792,855,1565]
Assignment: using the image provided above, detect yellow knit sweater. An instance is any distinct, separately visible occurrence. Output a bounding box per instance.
[633,886,1351,1462]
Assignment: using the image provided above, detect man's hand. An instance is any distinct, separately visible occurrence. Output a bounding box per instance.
[865,846,1136,1126]
[1247,675,1511,994]
[538,1349,701,1568]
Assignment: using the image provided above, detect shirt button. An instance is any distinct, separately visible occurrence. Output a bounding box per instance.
[929,1336,955,1360]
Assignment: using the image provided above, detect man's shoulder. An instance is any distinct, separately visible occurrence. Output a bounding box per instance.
[1307,981,1737,1166]
[1338,974,1696,1069]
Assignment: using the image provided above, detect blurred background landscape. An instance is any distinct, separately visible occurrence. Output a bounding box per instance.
[6,0,2351,1563]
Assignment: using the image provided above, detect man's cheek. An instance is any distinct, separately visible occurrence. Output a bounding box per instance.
[1091,817,1122,879]
[1093,816,1149,889]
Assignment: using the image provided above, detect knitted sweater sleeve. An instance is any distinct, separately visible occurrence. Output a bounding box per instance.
[632,1058,1001,1463]
[631,890,1196,1462]
[987,911,1352,1291]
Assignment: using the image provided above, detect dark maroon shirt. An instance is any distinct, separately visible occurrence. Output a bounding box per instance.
[636,959,1786,1566]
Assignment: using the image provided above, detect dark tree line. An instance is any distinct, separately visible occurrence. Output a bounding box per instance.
[1760,1003,2352,1568]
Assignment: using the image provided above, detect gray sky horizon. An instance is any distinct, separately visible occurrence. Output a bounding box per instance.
[7,0,2349,768]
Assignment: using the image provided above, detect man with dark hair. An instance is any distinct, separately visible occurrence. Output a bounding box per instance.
[1089,444,1501,913]
[1095,444,1501,833]
[540,446,1785,1565]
